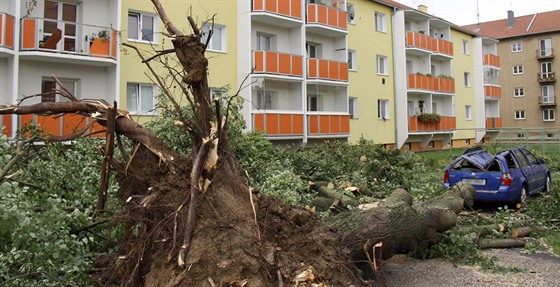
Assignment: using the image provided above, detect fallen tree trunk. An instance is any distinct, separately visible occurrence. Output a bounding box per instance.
[478,238,526,249]
[511,226,534,238]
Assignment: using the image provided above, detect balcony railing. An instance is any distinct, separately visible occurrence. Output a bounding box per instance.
[539,96,557,107]
[252,112,304,136]
[308,58,348,81]
[483,54,500,68]
[409,115,456,132]
[306,4,347,31]
[432,38,453,57]
[2,114,104,138]
[252,0,302,19]
[308,114,350,136]
[0,13,15,50]
[486,117,502,129]
[406,31,433,52]
[484,85,501,99]
[536,48,554,59]
[407,74,455,94]
[20,18,117,59]
[538,72,556,83]
[253,50,303,77]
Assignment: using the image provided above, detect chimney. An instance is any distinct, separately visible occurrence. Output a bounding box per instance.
[418,4,428,13]
[507,10,515,28]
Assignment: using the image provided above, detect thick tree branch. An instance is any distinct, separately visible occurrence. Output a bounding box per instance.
[150,0,183,37]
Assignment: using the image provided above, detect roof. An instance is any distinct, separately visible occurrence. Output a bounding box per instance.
[461,9,560,39]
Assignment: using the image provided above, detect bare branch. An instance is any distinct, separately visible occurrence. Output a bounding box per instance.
[142,48,176,63]
[52,75,80,102]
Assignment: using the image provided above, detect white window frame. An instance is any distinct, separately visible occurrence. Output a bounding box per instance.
[514,110,525,120]
[128,11,157,43]
[511,42,522,52]
[543,109,555,122]
[126,83,158,115]
[210,88,228,107]
[378,99,390,120]
[465,105,472,120]
[256,33,273,51]
[375,12,386,33]
[464,72,471,87]
[462,40,469,54]
[542,85,555,104]
[539,38,552,57]
[41,77,78,103]
[513,65,523,75]
[348,49,357,71]
[541,62,553,78]
[513,87,525,97]
[377,55,388,75]
[349,97,358,119]
[202,24,227,52]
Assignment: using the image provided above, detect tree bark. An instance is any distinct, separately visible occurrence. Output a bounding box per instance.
[478,238,526,249]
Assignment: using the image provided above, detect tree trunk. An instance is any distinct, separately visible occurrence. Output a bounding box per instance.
[478,238,526,249]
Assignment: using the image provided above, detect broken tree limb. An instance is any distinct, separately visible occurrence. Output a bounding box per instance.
[95,101,117,217]
[511,226,534,238]
[452,223,506,237]
[478,238,526,249]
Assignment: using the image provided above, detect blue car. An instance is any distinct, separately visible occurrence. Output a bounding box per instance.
[443,147,551,204]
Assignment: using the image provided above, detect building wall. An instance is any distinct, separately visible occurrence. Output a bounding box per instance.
[347,0,395,144]
[451,28,476,143]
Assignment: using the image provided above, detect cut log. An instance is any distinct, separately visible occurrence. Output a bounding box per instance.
[453,223,506,237]
[377,188,413,208]
[478,238,526,249]
[511,226,533,238]
[316,186,358,207]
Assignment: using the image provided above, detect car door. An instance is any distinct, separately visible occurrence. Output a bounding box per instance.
[521,148,547,193]
[512,148,537,193]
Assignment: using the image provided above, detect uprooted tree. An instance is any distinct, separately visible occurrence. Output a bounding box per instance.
[0,1,476,286]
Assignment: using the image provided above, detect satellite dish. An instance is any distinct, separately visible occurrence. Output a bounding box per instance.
[347,4,355,21]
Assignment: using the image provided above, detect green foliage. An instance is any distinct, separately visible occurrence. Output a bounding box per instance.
[0,136,118,286]
[543,229,560,255]
[417,113,441,123]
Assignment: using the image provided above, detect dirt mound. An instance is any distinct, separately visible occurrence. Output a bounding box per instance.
[99,145,364,286]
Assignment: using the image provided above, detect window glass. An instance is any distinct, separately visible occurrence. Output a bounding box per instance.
[513,150,529,167]
[141,15,154,41]
[521,149,539,165]
[126,84,138,111]
[128,14,139,40]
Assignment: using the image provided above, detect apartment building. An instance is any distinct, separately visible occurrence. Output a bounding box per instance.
[1,0,499,151]
[463,10,560,137]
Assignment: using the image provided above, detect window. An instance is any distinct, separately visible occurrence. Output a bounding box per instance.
[210,88,228,107]
[428,141,435,148]
[464,72,471,87]
[513,87,525,97]
[375,12,386,32]
[127,83,157,113]
[256,90,275,110]
[465,105,472,120]
[307,94,322,111]
[378,99,390,120]
[465,139,471,145]
[256,33,272,51]
[128,11,155,42]
[348,50,357,71]
[517,133,525,139]
[202,24,226,52]
[347,3,356,24]
[377,55,388,75]
[462,40,469,54]
[349,97,358,119]
[543,109,555,121]
[514,110,525,120]
[540,62,553,78]
[546,133,555,138]
[44,1,77,52]
[511,42,522,52]
[542,85,555,104]
[41,78,77,103]
[306,42,321,59]
[512,65,523,75]
[539,39,552,57]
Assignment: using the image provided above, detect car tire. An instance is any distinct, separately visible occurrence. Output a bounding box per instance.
[518,186,527,204]
[544,176,551,192]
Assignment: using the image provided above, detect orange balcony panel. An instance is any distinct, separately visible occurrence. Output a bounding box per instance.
[37,115,61,136]
[265,0,278,13]
[318,59,329,78]
[278,53,291,75]
[4,14,14,48]
[278,114,292,134]
[90,38,110,56]
[253,0,264,10]
[307,4,317,22]
[317,5,327,24]
[339,62,348,80]
[266,113,279,135]
[18,115,34,137]
[62,114,87,135]
[433,77,440,91]
[111,30,118,58]
[327,7,337,27]
[22,18,36,49]
[338,10,347,29]
[253,114,265,132]
[291,0,301,18]
[265,51,278,73]
[308,58,318,78]
[340,115,349,133]
[309,115,319,134]
[328,61,339,80]
[408,74,416,89]
[292,55,303,76]
[409,116,417,131]
[2,115,12,136]
[329,115,340,133]
[293,114,304,134]
[319,115,330,134]
[278,0,290,15]
[484,54,500,67]
[0,14,3,47]
[254,51,265,72]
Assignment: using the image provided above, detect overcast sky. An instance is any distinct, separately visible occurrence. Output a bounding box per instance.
[396,0,560,26]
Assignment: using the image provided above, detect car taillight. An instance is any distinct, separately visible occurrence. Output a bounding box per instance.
[444,170,449,183]
[501,173,512,186]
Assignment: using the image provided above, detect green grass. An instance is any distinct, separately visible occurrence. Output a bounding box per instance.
[544,229,560,255]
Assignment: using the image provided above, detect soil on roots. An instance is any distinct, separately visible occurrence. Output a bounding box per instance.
[100,145,365,287]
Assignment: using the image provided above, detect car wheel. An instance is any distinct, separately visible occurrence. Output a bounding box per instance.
[545,176,551,192]
[518,186,527,204]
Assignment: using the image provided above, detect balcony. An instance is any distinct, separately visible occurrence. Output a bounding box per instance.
[307,113,349,137]
[308,58,348,82]
[431,38,454,58]
[539,96,557,107]
[306,3,347,36]
[2,114,104,138]
[0,12,15,50]
[406,31,433,55]
[253,50,303,78]
[20,18,117,62]
[484,85,501,99]
[486,117,502,129]
[538,72,556,83]
[252,0,302,27]
[252,112,304,137]
[409,115,456,132]
[536,48,554,60]
[407,74,455,94]
[483,54,500,68]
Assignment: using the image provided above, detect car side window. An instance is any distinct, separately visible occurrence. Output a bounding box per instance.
[513,150,529,168]
[504,153,518,169]
[522,149,539,165]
